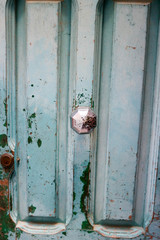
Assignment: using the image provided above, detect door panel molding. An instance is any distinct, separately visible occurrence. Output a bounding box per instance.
[89,0,160,238]
[6,0,73,234]
[113,0,152,4]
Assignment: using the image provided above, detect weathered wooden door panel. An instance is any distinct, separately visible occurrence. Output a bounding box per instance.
[88,0,160,238]
[6,0,72,234]
[0,0,160,239]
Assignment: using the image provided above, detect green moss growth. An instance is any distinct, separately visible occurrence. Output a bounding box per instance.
[62,231,67,236]
[16,229,23,239]
[80,162,93,231]
[80,162,90,213]
[0,134,7,148]
[28,205,36,214]
[81,220,92,230]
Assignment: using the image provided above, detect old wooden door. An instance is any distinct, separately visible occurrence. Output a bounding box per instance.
[0,0,160,239]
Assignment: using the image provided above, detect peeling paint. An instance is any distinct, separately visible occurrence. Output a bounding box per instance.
[28,113,36,129]
[3,98,7,128]
[0,134,8,148]
[16,228,23,239]
[72,98,78,109]
[28,136,32,144]
[37,139,42,148]
[90,96,94,109]
[73,192,77,215]
[62,231,67,236]
[0,179,15,240]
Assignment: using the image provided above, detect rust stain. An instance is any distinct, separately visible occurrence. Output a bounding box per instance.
[128,215,132,220]
[0,179,9,186]
[0,207,6,211]
[1,153,14,170]
[125,46,136,50]
[110,200,114,203]
[146,226,149,232]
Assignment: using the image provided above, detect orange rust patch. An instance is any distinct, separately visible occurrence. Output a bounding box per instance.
[110,200,114,203]
[0,207,6,211]
[0,176,15,237]
[125,46,136,50]
[128,215,132,220]
[0,179,8,186]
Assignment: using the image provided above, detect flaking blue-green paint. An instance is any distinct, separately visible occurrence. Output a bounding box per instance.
[2,0,159,239]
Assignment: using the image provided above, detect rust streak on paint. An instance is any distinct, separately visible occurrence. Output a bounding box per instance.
[0,179,8,186]
[0,207,6,211]
[125,46,136,50]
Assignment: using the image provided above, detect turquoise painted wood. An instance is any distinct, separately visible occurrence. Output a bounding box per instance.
[0,0,160,239]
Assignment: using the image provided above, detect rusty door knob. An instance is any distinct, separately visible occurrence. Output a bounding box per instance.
[0,153,14,169]
[71,107,97,134]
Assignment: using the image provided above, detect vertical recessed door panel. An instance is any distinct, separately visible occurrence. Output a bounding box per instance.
[7,0,72,234]
[88,0,160,238]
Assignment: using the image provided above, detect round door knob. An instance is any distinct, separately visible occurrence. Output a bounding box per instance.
[71,107,97,134]
[0,153,14,169]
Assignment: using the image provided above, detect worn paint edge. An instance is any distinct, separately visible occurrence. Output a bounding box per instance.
[113,0,152,5]
[16,221,66,235]
[26,0,63,3]
[144,8,160,228]
[94,225,145,239]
